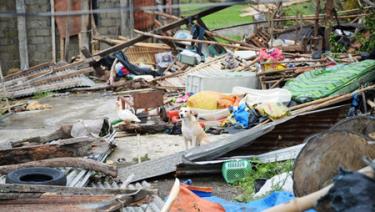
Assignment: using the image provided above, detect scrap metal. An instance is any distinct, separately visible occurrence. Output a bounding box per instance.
[2,63,95,98]
[90,179,164,212]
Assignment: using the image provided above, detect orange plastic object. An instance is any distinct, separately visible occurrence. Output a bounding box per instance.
[170,186,224,212]
[167,110,180,123]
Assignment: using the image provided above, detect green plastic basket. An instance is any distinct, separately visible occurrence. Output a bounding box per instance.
[222,160,251,184]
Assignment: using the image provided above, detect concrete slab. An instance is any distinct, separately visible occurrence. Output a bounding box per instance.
[0,93,117,146]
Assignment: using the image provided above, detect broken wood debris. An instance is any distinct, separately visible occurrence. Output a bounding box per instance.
[0,157,117,177]
[0,137,101,165]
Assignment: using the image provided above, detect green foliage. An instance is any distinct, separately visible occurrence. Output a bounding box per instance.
[132,154,150,163]
[329,32,348,53]
[180,4,253,30]
[282,2,315,16]
[235,159,293,202]
[358,12,375,52]
[216,35,243,44]
[32,91,52,100]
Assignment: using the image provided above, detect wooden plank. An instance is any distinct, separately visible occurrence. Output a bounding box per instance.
[93,5,230,57]
[16,0,29,69]
[0,65,11,113]
[134,30,258,51]
[0,157,117,177]
[0,137,99,165]
[0,183,144,195]
[64,0,72,62]
[50,0,56,63]
[79,0,90,58]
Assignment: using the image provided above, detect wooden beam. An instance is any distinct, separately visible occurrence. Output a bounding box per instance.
[0,64,11,113]
[0,183,146,195]
[0,157,117,177]
[93,5,230,57]
[0,137,99,165]
[16,0,29,69]
[292,84,375,115]
[324,0,334,50]
[64,0,72,62]
[134,30,258,51]
[79,0,90,58]
[50,0,56,63]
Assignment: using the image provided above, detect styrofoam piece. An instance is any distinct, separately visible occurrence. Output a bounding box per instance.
[186,71,258,93]
[234,50,257,60]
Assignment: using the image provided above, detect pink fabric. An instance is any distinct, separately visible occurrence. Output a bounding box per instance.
[258,48,285,62]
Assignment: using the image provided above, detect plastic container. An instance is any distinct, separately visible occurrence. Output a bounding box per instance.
[222,160,252,184]
[186,71,258,93]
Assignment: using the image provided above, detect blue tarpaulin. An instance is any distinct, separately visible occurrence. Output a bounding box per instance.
[205,191,316,212]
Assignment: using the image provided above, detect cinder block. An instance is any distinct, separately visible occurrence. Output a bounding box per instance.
[29,36,48,44]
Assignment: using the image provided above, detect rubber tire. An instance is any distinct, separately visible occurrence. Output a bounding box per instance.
[6,167,67,186]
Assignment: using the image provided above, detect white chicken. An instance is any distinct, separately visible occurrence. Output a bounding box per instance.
[116,97,141,123]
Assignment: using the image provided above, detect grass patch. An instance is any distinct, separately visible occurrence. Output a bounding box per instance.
[132,154,151,163]
[32,91,53,100]
[283,2,316,16]
[216,35,243,44]
[235,159,294,202]
[181,4,253,30]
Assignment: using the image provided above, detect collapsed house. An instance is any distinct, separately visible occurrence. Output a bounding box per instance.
[0,0,375,211]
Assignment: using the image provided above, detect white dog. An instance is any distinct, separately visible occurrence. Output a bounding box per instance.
[179,108,208,150]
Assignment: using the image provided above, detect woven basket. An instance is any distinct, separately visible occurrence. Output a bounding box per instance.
[125,46,169,65]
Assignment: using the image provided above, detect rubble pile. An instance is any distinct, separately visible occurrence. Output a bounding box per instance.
[1,1,375,211]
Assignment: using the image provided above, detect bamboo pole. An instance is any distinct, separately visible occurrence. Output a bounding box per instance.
[289,95,338,111]
[292,84,375,115]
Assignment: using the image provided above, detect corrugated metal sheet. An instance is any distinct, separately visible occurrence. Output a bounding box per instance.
[225,104,350,156]
[157,55,226,88]
[2,63,94,98]
[89,180,164,212]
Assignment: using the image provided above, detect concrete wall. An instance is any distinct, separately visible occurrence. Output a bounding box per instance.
[97,0,121,37]
[25,0,54,66]
[0,0,181,73]
[0,0,126,73]
[0,0,19,72]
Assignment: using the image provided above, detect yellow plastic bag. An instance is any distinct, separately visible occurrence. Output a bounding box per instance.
[255,102,289,120]
[187,91,239,110]
[264,63,287,72]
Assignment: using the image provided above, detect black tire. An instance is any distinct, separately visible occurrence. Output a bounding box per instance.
[6,167,67,186]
